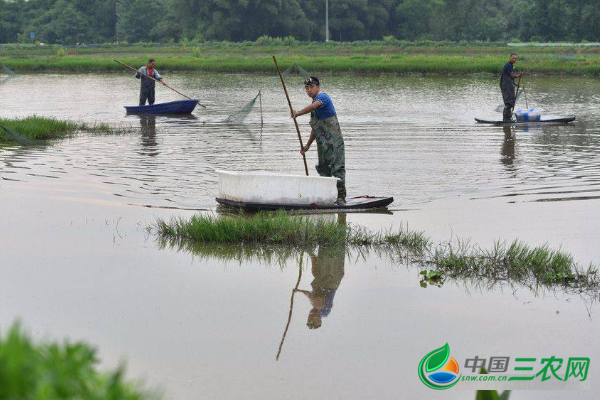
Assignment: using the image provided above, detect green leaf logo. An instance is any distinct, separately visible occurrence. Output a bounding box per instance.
[418,343,460,390]
[426,343,450,372]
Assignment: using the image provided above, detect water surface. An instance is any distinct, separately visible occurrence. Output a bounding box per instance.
[1,73,599,399]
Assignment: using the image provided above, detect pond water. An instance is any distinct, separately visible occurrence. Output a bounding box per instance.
[0,73,599,399]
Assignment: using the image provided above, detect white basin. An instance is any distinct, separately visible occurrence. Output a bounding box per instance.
[216,170,338,206]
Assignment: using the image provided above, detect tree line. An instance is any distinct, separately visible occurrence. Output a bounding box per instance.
[2,0,600,45]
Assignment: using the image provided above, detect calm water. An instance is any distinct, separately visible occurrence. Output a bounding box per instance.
[1,73,599,399]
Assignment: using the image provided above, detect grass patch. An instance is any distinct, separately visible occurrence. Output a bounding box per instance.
[0,116,129,143]
[3,42,600,75]
[155,212,599,294]
[0,322,156,400]
[156,211,349,246]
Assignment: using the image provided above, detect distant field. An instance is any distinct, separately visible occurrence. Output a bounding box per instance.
[2,42,600,75]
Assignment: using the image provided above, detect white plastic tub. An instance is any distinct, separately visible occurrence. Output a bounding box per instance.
[216,170,338,206]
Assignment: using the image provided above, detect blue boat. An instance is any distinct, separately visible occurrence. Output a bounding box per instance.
[125,99,199,115]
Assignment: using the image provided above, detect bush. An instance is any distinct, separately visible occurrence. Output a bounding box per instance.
[0,323,156,399]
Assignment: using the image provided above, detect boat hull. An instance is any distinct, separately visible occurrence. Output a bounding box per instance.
[475,115,575,125]
[216,196,394,211]
[125,99,199,115]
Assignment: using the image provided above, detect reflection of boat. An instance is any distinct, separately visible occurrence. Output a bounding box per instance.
[475,115,575,125]
[215,170,393,211]
[125,99,199,115]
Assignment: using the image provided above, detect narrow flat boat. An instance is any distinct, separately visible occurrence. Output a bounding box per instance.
[216,195,394,211]
[215,170,393,211]
[125,99,199,115]
[475,115,575,125]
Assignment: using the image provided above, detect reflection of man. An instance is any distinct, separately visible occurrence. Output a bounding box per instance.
[139,115,158,156]
[501,125,515,167]
[296,244,345,329]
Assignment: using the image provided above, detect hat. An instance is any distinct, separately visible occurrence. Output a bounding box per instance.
[304,76,320,86]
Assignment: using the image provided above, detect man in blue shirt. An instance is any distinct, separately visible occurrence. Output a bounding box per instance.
[500,54,524,121]
[135,59,165,106]
[292,77,346,206]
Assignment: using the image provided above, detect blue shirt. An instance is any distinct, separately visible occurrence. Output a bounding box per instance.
[501,62,514,88]
[313,92,337,120]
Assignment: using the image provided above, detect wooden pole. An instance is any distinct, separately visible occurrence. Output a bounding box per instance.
[512,70,524,114]
[113,59,206,108]
[273,55,309,176]
[259,90,264,126]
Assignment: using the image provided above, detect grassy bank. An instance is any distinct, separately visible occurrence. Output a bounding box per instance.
[3,42,600,75]
[156,212,599,293]
[0,322,156,399]
[0,116,121,143]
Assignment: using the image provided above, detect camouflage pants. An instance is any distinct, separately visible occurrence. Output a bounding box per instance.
[310,114,346,199]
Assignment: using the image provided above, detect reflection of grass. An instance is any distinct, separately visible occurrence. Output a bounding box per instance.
[155,212,599,294]
[0,322,156,399]
[0,116,127,143]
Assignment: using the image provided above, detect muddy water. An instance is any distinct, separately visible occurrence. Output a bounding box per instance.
[1,74,599,399]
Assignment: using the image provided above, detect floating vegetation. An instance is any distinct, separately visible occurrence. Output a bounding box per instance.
[155,212,599,295]
[0,116,131,144]
[0,322,157,400]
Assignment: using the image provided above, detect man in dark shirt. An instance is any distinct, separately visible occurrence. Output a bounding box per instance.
[500,54,524,122]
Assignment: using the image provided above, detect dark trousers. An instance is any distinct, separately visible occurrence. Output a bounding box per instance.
[139,88,155,106]
[503,104,514,121]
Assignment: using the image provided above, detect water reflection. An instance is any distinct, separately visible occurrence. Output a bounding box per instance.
[297,244,346,330]
[501,125,516,168]
[139,115,158,156]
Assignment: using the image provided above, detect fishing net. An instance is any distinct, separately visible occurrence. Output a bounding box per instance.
[495,90,523,113]
[0,123,44,146]
[281,64,311,79]
[0,64,17,83]
[225,92,262,124]
[1,64,16,76]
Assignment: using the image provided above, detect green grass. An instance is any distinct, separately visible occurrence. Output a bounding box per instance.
[0,116,127,143]
[0,322,156,400]
[157,211,349,246]
[155,212,599,293]
[3,42,600,74]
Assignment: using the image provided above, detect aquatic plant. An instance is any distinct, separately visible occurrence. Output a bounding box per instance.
[475,368,511,400]
[156,211,349,246]
[0,322,157,400]
[155,212,600,295]
[0,116,131,143]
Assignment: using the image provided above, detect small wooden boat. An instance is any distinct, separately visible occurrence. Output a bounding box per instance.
[217,195,394,211]
[475,115,575,125]
[125,99,199,115]
[215,170,393,211]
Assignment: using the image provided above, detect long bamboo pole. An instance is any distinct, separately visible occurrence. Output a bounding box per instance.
[273,56,309,176]
[113,59,206,108]
[512,70,524,114]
